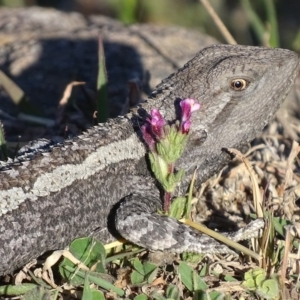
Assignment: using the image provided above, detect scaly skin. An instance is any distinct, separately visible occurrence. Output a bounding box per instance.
[0,45,299,276]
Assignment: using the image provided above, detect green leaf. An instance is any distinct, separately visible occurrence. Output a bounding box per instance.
[182,252,205,265]
[61,265,124,296]
[82,276,105,300]
[131,259,157,284]
[149,152,169,184]
[147,269,158,284]
[73,237,106,271]
[224,275,238,282]
[241,0,266,46]
[0,284,38,296]
[133,258,145,275]
[143,261,157,275]
[264,0,279,47]
[131,270,145,284]
[83,275,93,300]
[169,197,187,219]
[193,290,206,300]
[255,272,266,287]
[272,217,289,237]
[0,69,42,116]
[166,284,180,300]
[97,37,109,123]
[151,291,167,300]
[243,270,279,299]
[22,286,51,300]
[114,0,139,24]
[0,0,27,7]
[173,131,188,147]
[242,268,268,291]
[156,140,171,160]
[155,127,189,163]
[59,237,106,285]
[198,264,207,277]
[258,278,279,299]
[243,278,256,290]
[162,169,185,192]
[253,268,266,278]
[178,262,193,291]
[144,262,158,284]
[134,294,148,300]
[169,169,185,186]
[91,289,105,300]
[178,262,208,296]
[292,27,300,51]
[193,270,207,291]
[207,291,224,300]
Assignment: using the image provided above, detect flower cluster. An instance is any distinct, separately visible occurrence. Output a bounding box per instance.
[142,98,200,151]
[141,98,200,212]
[141,109,165,151]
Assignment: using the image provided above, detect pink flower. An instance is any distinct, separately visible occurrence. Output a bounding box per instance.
[142,109,166,150]
[180,99,200,121]
[141,124,155,150]
[179,99,200,134]
[148,109,165,138]
[181,120,191,134]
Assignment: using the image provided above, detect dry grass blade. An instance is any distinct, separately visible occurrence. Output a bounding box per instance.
[58,81,86,107]
[104,240,126,250]
[185,168,197,219]
[199,0,237,44]
[182,218,260,260]
[226,148,263,218]
[43,250,89,273]
[283,141,300,219]
[56,81,86,125]
[280,227,292,285]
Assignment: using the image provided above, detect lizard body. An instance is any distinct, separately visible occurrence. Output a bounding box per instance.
[0,44,299,276]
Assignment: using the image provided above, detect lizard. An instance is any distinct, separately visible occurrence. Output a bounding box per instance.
[0,44,299,276]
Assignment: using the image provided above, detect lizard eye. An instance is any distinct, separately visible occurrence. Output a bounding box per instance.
[230,79,248,91]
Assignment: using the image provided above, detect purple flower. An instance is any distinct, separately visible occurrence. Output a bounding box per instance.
[179,98,200,133]
[142,109,166,150]
[181,120,191,134]
[180,98,200,122]
[141,124,155,150]
[148,109,165,138]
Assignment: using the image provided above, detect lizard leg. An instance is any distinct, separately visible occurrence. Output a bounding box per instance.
[115,194,264,254]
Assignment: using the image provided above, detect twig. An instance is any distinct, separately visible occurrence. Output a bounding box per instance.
[199,0,237,44]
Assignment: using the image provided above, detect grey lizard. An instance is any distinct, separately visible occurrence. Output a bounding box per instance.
[0,44,299,276]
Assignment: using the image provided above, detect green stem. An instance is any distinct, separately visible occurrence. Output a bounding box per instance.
[184,219,261,261]
[164,162,175,212]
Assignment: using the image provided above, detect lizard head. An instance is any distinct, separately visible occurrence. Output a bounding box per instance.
[172,44,299,182]
[189,44,299,135]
